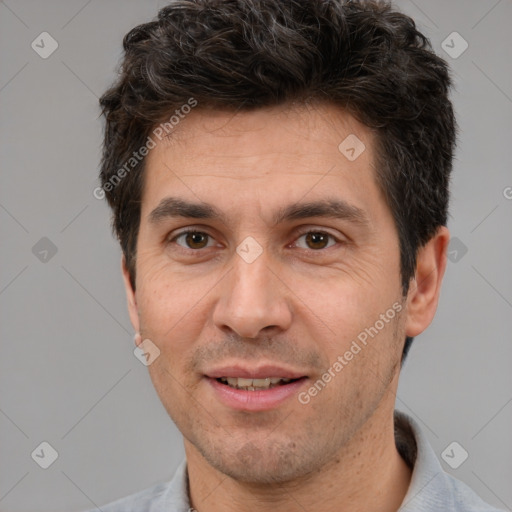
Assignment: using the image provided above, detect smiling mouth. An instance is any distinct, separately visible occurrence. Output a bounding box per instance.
[216,377,303,391]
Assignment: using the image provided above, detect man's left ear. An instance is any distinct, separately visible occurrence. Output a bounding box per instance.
[405,226,450,337]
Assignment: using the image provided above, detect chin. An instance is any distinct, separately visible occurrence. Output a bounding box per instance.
[196,435,321,485]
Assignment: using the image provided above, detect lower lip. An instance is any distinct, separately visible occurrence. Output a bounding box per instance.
[206,377,307,411]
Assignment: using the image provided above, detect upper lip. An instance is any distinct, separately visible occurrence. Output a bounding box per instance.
[205,364,307,380]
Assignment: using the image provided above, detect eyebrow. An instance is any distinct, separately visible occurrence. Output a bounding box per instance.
[148,197,228,224]
[148,196,369,227]
[272,198,369,226]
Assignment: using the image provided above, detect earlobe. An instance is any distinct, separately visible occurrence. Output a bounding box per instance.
[405,226,450,337]
[121,255,140,333]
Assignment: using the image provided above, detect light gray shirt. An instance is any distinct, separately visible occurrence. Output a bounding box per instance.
[87,411,504,511]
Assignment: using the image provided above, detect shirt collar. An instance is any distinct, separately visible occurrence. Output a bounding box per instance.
[395,410,455,511]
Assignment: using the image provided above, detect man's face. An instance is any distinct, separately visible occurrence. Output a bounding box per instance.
[127,103,408,483]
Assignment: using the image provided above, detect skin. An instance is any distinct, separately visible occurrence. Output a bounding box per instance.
[122,102,449,512]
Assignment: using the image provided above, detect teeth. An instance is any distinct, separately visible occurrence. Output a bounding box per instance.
[219,377,293,390]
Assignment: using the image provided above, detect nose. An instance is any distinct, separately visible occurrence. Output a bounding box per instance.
[212,249,293,339]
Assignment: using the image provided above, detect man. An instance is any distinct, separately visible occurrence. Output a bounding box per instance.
[90,0,503,511]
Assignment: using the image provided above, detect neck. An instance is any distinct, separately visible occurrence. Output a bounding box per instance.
[185,400,412,512]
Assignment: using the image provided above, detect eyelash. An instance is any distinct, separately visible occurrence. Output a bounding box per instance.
[168,229,341,253]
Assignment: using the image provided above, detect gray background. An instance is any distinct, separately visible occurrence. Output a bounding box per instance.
[0,0,511,511]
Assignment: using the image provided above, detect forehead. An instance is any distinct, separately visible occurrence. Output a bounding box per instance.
[141,103,383,224]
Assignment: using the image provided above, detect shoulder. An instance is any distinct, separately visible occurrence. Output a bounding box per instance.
[395,411,505,512]
[409,469,506,512]
[443,472,505,512]
[81,481,170,512]
[81,459,190,512]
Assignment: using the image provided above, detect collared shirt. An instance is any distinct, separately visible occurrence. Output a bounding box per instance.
[88,411,504,511]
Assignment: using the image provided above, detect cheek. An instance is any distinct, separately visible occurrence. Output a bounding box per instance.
[136,257,189,336]
[135,255,218,356]
[291,265,389,331]
[289,269,402,374]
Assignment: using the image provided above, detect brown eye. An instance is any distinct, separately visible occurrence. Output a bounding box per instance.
[186,232,208,249]
[174,231,213,250]
[305,232,329,249]
[294,231,337,251]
